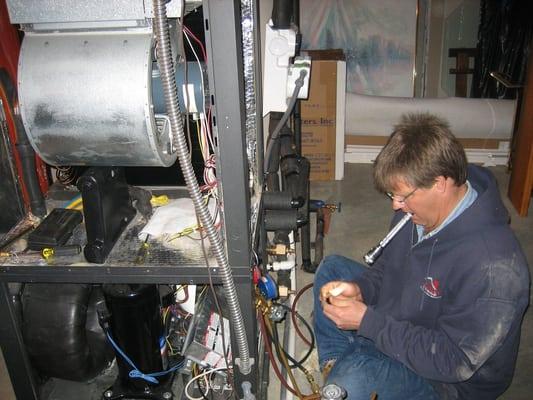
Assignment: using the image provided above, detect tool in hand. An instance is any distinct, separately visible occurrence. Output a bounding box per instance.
[364,212,413,265]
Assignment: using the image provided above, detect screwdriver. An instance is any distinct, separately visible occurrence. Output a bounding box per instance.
[41,245,82,260]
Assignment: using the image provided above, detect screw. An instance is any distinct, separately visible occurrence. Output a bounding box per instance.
[163,392,172,399]
[104,390,113,398]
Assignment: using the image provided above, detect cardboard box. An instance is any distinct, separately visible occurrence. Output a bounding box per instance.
[301,59,345,180]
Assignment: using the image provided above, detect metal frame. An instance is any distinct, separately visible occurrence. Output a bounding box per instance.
[202,0,258,394]
[0,0,260,398]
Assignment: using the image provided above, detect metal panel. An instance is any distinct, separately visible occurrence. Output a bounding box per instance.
[6,0,200,25]
[18,30,177,167]
[6,0,146,24]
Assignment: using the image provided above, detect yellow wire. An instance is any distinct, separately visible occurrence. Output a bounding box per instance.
[66,198,82,209]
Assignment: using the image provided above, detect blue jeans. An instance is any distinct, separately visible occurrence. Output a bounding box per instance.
[313,255,441,400]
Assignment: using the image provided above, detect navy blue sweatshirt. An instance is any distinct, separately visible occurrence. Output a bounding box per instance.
[356,165,530,399]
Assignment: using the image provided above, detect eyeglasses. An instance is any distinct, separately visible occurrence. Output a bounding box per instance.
[386,188,418,204]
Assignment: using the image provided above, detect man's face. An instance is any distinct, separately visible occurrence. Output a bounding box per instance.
[389,179,443,233]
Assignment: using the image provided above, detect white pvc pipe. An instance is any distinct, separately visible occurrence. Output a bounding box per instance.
[345,93,517,139]
[268,253,296,271]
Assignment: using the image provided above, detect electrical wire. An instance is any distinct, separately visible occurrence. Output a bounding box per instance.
[62,194,82,209]
[177,3,193,160]
[258,310,299,397]
[191,364,210,400]
[292,283,314,347]
[182,23,221,231]
[105,332,183,384]
[55,166,78,186]
[175,284,190,304]
[271,302,315,369]
[183,25,207,61]
[185,367,228,400]
[263,69,308,174]
[269,321,319,396]
[196,213,234,395]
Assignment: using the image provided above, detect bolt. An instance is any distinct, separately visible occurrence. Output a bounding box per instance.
[163,392,172,399]
[104,390,113,398]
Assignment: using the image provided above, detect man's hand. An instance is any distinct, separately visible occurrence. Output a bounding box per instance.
[320,281,363,303]
[319,281,366,330]
[322,297,367,330]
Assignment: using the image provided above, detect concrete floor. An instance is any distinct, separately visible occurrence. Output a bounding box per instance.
[1,163,532,399]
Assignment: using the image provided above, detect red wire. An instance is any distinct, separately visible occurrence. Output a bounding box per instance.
[291,283,314,347]
[183,25,207,61]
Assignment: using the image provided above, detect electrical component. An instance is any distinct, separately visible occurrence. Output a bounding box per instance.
[262,22,297,115]
[287,56,311,100]
[183,289,232,370]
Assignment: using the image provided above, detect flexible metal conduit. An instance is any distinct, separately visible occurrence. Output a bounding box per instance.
[152,0,251,374]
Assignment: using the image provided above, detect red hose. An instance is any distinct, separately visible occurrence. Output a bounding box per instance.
[291,283,314,347]
[258,310,299,397]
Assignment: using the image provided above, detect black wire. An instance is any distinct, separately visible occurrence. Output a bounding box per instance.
[270,302,315,369]
[272,319,312,370]
[191,367,210,400]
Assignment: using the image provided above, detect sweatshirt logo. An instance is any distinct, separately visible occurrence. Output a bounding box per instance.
[420,277,442,299]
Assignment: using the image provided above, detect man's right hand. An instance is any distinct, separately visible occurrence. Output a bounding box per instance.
[320,281,363,303]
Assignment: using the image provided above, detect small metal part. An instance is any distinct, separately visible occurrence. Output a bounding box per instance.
[241,381,256,400]
[277,285,290,298]
[364,212,412,265]
[321,383,346,400]
[269,304,286,322]
[234,357,255,375]
[104,390,113,398]
[325,203,340,213]
[41,248,54,260]
[267,243,290,256]
[162,392,172,399]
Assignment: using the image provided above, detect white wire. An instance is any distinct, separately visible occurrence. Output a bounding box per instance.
[183,29,217,186]
[184,367,228,400]
[182,26,222,224]
[183,31,205,112]
[183,29,216,155]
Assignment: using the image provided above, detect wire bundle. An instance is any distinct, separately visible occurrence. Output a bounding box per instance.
[185,365,230,400]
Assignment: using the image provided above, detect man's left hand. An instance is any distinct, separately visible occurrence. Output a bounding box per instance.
[322,297,367,330]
